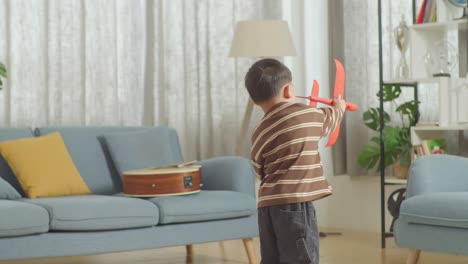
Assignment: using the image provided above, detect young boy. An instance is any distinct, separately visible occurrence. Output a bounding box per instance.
[245,58,345,264]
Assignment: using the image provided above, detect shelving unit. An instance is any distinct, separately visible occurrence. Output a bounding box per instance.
[410,19,468,31]
[385,176,407,185]
[409,18,467,80]
[377,0,467,248]
[411,125,468,144]
[411,126,468,159]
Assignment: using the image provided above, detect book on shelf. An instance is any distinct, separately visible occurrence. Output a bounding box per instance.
[416,0,427,24]
[413,138,448,158]
[417,0,438,24]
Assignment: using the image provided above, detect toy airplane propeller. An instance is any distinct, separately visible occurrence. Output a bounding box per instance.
[296,59,358,147]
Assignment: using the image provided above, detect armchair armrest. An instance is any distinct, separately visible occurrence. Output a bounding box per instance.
[407,155,468,198]
[199,156,256,198]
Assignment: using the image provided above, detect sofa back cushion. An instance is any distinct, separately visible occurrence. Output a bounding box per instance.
[0,177,21,200]
[35,127,183,194]
[0,132,91,198]
[102,127,183,175]
[0,128,35,197]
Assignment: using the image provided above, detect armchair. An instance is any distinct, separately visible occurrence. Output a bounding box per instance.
[395,155,468,264]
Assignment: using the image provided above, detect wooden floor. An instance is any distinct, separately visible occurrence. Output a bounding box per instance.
[3,229,468,264]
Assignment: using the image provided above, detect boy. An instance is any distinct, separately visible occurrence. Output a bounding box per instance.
[245,58,345,264]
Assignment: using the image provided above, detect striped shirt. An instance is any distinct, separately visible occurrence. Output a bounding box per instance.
[251,102,344,208]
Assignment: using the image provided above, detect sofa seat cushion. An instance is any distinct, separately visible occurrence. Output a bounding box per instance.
[400,192,468,229]
[26,195,159,231]
[148,190,256,224]
[0,200,49,237]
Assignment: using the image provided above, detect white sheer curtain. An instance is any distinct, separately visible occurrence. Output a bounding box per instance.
[342,0,440,176]
[0,0,282,161]
[282,0,336,177]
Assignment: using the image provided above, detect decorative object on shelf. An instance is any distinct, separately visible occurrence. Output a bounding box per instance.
[358,84,419,179]
[0,62,6,90]
[447,0,468,19]
[424,40,459,77]
[393,159,409,179]
[393,15,410,79]
[422,138,448,154]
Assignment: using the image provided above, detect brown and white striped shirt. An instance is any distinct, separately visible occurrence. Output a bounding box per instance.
[251,102,344,208]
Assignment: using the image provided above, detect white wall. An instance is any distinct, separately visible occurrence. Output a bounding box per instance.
[314,175,401,233]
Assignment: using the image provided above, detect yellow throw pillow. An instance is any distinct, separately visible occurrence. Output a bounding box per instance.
[0,132,90,198]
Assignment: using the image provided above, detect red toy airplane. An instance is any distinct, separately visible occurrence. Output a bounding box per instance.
[296,59,358,147]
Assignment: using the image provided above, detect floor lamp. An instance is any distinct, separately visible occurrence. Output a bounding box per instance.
[229,20,296,156]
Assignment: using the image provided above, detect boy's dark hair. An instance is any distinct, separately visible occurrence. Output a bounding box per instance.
[244,58,292,103]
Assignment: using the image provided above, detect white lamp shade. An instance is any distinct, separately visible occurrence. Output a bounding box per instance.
[229,20,296,57]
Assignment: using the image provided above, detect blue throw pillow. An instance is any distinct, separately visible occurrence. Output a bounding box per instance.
[102,127,183,176]
[0,177,21,200]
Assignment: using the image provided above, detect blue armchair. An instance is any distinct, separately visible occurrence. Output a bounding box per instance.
[395,155,468,264]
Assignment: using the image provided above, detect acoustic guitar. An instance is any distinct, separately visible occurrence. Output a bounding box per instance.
[123,164,202,197]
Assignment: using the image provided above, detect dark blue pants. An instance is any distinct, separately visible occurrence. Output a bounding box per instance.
[258,201,319,264]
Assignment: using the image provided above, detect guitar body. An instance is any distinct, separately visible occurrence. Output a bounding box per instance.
[123,165,202,197]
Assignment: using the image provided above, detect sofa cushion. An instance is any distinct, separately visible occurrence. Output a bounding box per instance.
[35,127,183,195]
[0,128,35,197]
[400,192,468,229]
[26,195,159,231]
[0,200,49,237]
[148,190,256,224]
[0,133,91,198]
[0,177,21,200]
[102,127,183,176]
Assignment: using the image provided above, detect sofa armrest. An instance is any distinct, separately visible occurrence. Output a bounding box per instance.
[407,155,468,198]
[199,156,256,198]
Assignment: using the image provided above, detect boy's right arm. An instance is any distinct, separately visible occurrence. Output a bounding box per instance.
[320,96,346,137]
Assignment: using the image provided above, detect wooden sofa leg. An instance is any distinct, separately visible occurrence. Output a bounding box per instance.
[406,249,421,264]
[186,245,193,262]
[242,238,258,264]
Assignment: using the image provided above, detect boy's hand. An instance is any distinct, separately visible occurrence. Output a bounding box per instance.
[333,96,346,112]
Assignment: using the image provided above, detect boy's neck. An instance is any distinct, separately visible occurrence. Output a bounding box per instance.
[259,98,292,114]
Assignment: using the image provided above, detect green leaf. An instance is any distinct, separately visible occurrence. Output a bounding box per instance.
[380,85,401,102]
[370,136,380,144]
[382,126,401,150]
[396,100,419,126]
[363,108,390,131]
[0,62,6,78]
[358,143,381,170]
[399,149,411,167]
[0,62,7,90]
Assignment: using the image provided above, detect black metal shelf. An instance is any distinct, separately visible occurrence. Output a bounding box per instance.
[382,81,417,86]
[377,0,417,249]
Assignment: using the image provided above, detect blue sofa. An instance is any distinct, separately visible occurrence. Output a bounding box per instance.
[0,127,258,262]
[395,155,468,264]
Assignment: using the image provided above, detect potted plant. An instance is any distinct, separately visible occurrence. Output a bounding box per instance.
[358,85,419,178]
[0,62,6,90]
